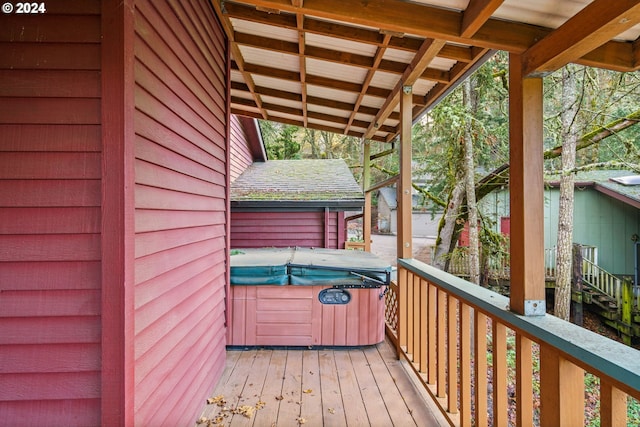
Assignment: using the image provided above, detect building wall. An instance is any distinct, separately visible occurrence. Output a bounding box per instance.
[0,2,103,425]
[133,0,228,425]
[229,115,256,182]
[231,211,346,249]
[545,189,639,275]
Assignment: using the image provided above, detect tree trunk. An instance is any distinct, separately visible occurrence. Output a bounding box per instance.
[433,175,465,271]
[554,66,580,321]
[463,79,480,285]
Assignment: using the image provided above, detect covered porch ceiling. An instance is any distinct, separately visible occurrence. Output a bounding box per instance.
[212,0,640,143]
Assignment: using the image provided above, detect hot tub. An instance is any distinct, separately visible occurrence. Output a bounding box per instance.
[228,247,391,347]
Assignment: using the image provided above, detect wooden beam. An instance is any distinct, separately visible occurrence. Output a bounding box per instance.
[460,0,504,38]
[214,1,267,119]
[508,53,545,316]
[397,85,412,259]
[363,140,372,251]
[522,0,640,76]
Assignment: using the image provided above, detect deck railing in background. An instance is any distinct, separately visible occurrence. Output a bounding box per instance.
[582,257,623,307]
[385,258,640,427]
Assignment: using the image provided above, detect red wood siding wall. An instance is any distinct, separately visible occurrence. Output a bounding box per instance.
[231,211,346,249]
[0,2,103,425]
[229,114,255,182]
[133,0,228,425]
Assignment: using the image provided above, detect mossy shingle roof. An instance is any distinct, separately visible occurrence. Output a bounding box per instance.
[231,159,364,208]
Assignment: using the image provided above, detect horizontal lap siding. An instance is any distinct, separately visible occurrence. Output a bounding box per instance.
[0,2,102,426]
[133,1,228,425]
[229,114,255,182]
[231,211,344,248]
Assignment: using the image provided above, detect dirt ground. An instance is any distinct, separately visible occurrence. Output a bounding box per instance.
[369,233,435,266]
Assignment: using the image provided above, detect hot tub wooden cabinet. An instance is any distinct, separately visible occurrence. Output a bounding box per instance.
[228,247,391,347]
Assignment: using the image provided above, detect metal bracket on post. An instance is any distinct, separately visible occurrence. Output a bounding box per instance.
[524,299,546,316]
[402,85,412,94]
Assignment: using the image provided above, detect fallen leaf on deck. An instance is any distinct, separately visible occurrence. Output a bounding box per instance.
[196,416,208,424]
[303,389,313,394]
[256,400,266,409]
[236,405,256,418]
[328,408,335,414]
[297,416,307,424]
[275,395,284,400]
[207,395,226,406]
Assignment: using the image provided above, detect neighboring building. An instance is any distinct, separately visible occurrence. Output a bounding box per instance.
[231,159,364,249]
[376,186,442,237]
[481,170,640,277]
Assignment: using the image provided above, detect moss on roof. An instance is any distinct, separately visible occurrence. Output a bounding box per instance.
[231,159,364,203]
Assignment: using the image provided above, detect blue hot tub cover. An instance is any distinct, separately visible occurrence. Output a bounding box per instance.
[230,247,293,285]
[230,247,392,286]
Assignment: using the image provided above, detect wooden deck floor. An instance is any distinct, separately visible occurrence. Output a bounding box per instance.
[196,337,446,427]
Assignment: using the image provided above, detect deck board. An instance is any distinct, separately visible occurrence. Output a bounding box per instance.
[197,337,446,426]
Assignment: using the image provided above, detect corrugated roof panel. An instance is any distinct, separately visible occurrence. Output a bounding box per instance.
[307,103,352,119]
[252,75,301,94]
[306,32,378,56]
[429,57,456,71]
[231,18,298,43]
[495,0,588,28]
[360,95,385,109]
[261,96,302,111]
[370,71,400,90]
[307,117,348,130]
[306,84,359,104]
[382,48,413,64]
[230,89,254,100]
[354,112,376,122]
[409,0,469,12]
[239,45,300,72]
[305,57,369,82]
[268,111,307,123]
[413,79,437,96]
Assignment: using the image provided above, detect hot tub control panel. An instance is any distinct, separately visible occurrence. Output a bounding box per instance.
[318,288,351,305]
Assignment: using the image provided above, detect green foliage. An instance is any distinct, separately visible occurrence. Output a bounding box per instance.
[259,121,301,160]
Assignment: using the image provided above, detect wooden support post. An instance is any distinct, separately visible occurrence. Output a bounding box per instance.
[540,345,584,427]
[508,53,546,316]
[397,85,413,260]
[362,139,372,251]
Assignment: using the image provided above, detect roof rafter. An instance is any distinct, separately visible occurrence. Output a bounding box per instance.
[365,38,446,140]
[521,0,640,76]
[227,0,636,71]
[460,0,504,38]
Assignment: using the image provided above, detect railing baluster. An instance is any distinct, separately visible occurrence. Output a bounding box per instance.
[447,295,458,414]
[474,311,488,426]
[516,333,534,427]
[600,379,627,427]
[437,288,447,398]
[412,274,420,368]
[389,261,640,427]
[492,321,508,427]
[407,272,415,359]
[540,344,584,427]
[460,303,471,426]
[427,282,437,385]
[398,267,408,354]
[419,278,427,374]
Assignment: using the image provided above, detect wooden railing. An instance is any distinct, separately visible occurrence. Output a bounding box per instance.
[387,258,640,427]
[582,257,623,308]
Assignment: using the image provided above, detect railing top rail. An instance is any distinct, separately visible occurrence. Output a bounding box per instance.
[398,257,640,396]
